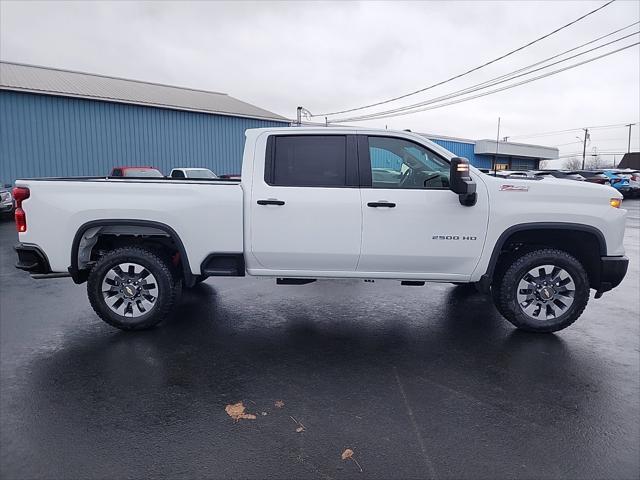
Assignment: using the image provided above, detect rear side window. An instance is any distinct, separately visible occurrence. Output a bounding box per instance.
[266,135,350,187]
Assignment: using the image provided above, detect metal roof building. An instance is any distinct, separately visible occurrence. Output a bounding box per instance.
[420,133,558,170]
[0,61,290,182]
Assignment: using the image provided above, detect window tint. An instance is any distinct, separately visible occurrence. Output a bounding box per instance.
[368,136,450,189]
[270,135,347,187]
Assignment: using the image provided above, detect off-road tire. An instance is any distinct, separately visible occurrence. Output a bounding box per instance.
[492,248,590,333]
[87,246,179,330]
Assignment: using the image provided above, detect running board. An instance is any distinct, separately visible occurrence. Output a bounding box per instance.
[276,278,316,285]
[31,273,72,280]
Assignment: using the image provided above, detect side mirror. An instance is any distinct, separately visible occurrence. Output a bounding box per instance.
[449,157,477,206]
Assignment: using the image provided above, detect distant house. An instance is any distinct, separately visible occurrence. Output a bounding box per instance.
[618,152,640,169]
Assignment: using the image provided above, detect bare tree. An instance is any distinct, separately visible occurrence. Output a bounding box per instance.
[563,157,582,170]
[586,154,604,169]
[539,159,550,169]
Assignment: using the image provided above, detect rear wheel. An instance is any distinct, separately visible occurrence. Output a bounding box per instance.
[87,246,179,330]
[492,248,590,333]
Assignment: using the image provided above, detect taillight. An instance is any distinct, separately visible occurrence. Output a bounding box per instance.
[12,187,30,233]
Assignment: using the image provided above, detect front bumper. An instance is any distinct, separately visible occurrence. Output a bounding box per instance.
[14,243,51,274]
[595,255,629,298]
[0,201,13,213]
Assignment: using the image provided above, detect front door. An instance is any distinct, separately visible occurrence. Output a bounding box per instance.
[357,135,488,279]
[249,133,362,273]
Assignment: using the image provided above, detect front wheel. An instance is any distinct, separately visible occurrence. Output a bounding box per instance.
[87,247,179,330]
[492,248,590,333]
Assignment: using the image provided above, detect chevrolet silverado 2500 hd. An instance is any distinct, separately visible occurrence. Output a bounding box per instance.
[13,127,629,333]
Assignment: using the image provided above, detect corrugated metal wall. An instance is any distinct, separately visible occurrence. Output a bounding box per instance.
[471,154,494,169]
[428,138,477,164]
[0,90,288,183]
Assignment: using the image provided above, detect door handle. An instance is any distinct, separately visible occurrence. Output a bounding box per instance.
[367,201,396,208]
[257,199,285,206]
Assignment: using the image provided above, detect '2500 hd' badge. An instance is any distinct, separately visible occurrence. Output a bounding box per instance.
[432,235,477,240]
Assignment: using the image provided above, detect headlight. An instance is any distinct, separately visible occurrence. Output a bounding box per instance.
[610,198,622,208]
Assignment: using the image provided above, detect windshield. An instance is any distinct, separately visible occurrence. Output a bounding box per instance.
[186,169,217,179]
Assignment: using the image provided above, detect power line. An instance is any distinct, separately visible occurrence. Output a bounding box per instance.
[313,0,617,117]
[329,41,639,122]
[332,29,639,122]
[510,122,639,140]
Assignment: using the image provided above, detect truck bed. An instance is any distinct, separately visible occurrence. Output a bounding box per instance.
[14,176,244,274]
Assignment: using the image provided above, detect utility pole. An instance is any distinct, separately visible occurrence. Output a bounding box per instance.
[626,123,633,153]
[296,106,302,126]
[581,128,589,170]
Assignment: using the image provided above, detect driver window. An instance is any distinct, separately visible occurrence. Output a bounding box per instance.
[368,136,450,189]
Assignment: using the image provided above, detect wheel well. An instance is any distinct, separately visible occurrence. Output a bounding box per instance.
[489,228,603,289]
[70,221,194,286]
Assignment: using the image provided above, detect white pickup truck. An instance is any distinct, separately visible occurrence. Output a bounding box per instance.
[13,127,628,333]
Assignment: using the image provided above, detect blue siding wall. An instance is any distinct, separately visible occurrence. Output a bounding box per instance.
[471,154,495,169]
[428,138,477,164]
[0,90,288,183]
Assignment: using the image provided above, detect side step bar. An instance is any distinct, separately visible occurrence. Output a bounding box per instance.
[31,273,72,279]
[276,278,316,285]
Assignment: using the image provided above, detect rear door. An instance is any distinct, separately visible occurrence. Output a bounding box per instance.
[249,134,362,273]
[357,135,489,279]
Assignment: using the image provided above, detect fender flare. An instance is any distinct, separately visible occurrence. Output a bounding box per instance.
[478,222,607,291]
[69,219,195,286]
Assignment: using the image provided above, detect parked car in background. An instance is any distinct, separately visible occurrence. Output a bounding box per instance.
[1,184,14,217]
[533,170,585,181]
[478,169,531,178]
[170,168,217,179]
[614,170,640,197]
[110,166,164,178]
[569,170,611,186]
[218,173,242,180]
[602,170,632,197]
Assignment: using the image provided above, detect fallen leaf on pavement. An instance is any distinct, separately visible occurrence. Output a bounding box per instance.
[225,402,257,421]
[274,400,285,408]
[341,448,363,472]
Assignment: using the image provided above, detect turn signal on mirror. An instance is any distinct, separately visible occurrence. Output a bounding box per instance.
[610,198,622,208]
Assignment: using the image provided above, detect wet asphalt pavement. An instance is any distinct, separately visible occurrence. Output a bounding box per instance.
[1,201,639,480]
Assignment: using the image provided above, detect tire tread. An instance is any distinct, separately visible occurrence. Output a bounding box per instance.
[493,248,589,333]
[87,246,177,330]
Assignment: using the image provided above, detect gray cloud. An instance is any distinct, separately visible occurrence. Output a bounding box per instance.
[1,0,638,163]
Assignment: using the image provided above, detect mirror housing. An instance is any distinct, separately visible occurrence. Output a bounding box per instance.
[449,157,477,206]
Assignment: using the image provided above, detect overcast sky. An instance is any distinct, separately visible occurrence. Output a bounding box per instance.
[1,0,639,165]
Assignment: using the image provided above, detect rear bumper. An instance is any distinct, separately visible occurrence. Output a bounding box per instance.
[595,255,629,297]
[14,243,51,274]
